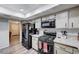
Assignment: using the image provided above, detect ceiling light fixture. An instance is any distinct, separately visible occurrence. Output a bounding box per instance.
[20,9,24,12]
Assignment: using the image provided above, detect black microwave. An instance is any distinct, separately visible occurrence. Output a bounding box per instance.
[41,20,55,28]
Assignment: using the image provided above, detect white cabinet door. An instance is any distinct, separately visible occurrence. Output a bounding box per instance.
[69,7,79,28]
[54,46,69,54]
[54,43,73,54]
[32,37,35,49]
[42,17,47,21]
[56,11,68,28]
[56,48,69,54]
[32,36,38,50]
[35,18,41,28]
[73,48,79,54]
[56,19,67,28]
[47,15,55,20]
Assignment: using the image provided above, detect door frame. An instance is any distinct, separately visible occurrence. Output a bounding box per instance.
[9,20,22,46]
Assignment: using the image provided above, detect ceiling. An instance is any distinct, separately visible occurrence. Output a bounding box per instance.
[0,4,79,20]
[0,4,48,14]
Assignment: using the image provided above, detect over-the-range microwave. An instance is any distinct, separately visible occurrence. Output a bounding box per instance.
[41,19,55,28]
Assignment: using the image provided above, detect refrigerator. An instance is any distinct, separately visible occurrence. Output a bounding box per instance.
[22,23,32,49]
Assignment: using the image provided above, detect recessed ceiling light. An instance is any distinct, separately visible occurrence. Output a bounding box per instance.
[20,9,24,12]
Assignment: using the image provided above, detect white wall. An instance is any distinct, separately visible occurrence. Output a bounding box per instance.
[0,19,9,49]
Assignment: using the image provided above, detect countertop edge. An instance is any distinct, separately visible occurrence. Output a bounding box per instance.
[54,38,79,49]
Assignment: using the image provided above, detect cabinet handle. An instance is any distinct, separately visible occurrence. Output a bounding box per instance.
[72,22,73,28]
[65,23,66,28]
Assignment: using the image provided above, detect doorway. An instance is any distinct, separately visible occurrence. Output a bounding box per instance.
[9,20,20,46]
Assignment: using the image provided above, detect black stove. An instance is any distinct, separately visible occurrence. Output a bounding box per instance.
[38,32,56,54]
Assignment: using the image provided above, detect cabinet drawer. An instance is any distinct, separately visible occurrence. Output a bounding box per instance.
[54,43,73,53]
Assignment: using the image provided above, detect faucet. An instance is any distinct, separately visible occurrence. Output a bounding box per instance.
[61,31,67,39]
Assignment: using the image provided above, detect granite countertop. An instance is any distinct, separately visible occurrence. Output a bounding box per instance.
[54,38,79,49]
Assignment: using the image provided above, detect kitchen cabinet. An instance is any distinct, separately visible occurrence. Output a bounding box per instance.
[54,47,69,54]
[35,18,41,28]
[69,7,79,28]
[32,36,39,51]
[47,14,55,20]
[42,17,47,21]
[56,11,68,28]
[73,48,79,54]
[54,43,79,54]
[54,43,71,54]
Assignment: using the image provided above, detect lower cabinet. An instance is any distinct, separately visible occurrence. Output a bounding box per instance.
[54,46,70,54]
[32,36,38,51]
[54,48,69,54]
[73,48,79,54]
[54,43,79,54]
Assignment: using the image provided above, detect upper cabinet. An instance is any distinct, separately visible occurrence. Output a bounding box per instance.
[35,18,41,28]
[69,7,79,28]
[56,11,68,28]
[42,16,47,21]
[47,14,55,20]
[42,15,55,21]
[33,7,79,29]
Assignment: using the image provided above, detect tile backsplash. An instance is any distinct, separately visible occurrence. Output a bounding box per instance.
[38,27,79,41]
[56,32,78,41]
[67,33,78,41]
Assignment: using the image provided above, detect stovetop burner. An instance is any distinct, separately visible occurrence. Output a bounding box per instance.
[39,32,56,43]
[44,32,56,36]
